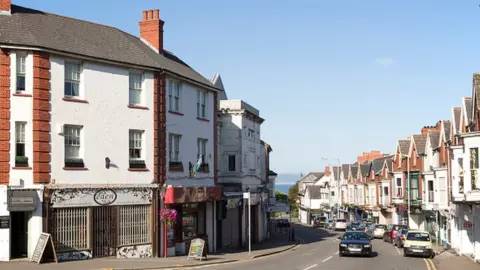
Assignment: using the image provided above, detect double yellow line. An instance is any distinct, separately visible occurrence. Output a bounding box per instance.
[424,258,437,270]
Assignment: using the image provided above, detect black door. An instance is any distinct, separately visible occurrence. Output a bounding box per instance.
[92,206,117,258]
[10,212,28,258]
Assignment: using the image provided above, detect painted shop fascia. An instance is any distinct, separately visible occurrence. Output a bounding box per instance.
[44,184,158,261]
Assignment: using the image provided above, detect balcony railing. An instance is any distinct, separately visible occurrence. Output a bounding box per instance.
[428,191,434,203]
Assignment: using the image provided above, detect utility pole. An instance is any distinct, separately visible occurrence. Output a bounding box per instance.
[243,191,251,254]
[407,155,411,227]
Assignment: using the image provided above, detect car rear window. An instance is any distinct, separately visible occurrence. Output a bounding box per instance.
[336,219,346,222]
[406,232,430,241]
[319,217,327,221]
[394,225,407,230]
[376,224,386,229]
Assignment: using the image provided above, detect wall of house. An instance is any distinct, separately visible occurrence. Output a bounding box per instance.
[166,76,215,187]
[50,55,154,185]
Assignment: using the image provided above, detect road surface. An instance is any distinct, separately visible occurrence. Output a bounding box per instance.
[184,224,434,270]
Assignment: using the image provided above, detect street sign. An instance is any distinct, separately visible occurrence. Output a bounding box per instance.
[243,192,250,199]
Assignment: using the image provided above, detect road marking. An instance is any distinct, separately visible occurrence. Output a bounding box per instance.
[395,246,401,255]
[335,251,339,255]
[303,264,318,270]
[427,258,437,270]
[322,256,332,262]
[424,258,432,270]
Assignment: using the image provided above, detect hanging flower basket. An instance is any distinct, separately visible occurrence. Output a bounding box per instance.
[159,209,178,226]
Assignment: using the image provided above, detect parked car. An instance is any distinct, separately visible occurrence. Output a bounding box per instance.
[313,216,327,228]
[403,231,434,258]
[338,231,373,257]
[334,219,348,231]
[393,229,409,248]
[277,218,291,228]
[367,224,387,239]
[383,224,408,243]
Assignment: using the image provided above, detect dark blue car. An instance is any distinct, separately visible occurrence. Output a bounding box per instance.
[338,231,373,257]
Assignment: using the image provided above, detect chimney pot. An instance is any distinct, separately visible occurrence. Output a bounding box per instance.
[147,10,153,20]
[139,9,164,53]
[142,11,148,21]
[154,9,159,19]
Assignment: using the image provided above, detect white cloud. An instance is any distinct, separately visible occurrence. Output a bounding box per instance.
[374,58,394,67]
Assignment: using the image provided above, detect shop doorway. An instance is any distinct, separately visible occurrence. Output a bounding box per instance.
[10,212,29,259]
[93,206,117,258]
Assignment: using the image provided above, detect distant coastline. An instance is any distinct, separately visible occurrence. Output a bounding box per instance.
[275,184,293,194]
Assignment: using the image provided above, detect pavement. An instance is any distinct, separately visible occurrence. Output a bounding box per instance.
[0,230,298,270]
[181,223,434,270]
[432,248,480,270]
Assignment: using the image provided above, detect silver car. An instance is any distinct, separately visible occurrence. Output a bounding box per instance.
[367,224,387,239]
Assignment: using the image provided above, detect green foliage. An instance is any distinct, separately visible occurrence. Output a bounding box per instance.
[287,181,299,216]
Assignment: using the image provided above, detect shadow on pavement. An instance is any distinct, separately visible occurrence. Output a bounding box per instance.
[291,223,339,244]
[341,251,378,258]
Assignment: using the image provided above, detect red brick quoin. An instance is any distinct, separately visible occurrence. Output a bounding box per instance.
[32,52,51,184]
[154,73,166,185]
[0,49,10,184]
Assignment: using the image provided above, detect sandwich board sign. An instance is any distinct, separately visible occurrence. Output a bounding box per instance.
[30,233,58,264]
[187,238,207,261]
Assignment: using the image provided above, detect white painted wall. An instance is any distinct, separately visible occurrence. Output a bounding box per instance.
[165,77,215,187]
[50,55,154,185]
[367,184,376,205]
[0,186,9,261]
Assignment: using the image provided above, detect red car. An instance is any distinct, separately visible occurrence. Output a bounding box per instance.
[383,224,408,243]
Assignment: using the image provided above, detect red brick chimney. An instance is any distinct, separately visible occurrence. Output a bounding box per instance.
[139,9,164,54]
[421,122,441,136]
[0,0,11,13]
[324,166,331,176]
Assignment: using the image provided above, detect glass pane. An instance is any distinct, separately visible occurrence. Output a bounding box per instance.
[17,56,26,74]
[16,75,25,91]
[174,97,179,111]
[16,143,25,157]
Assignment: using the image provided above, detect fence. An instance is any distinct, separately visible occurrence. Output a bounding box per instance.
[270,220,296,241]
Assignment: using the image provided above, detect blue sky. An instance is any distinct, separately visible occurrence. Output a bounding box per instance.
[15,0,480,175]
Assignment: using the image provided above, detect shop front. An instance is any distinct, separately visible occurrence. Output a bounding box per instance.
[45,185,158,261]
[162,186,222,257]
[0,187,43,261]
[220,193,242,249]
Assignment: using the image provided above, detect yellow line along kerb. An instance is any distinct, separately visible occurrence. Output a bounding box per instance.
[424,258,431,270]
[423,258,436,270]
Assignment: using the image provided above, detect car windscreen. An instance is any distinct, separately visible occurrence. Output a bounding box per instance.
[319,217,327,221]
[342,232,369,241]
[336,219,346,223]
[406,232,430,241]
[375,224,386,229]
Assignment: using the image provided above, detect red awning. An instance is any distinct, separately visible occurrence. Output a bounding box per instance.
[164,186,222,204]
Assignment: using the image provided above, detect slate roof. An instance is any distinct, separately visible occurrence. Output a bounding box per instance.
[333,166,341,181]
[307,186,322,199]
[428,130,440,150]
[0,5,217,89]
[465,97,473,123]
[312,172,325,178]
[360,164,371,177]
[398,140,410,156]
[342,164,350,179]
[412,134,427,155]
[453,107,461,134]
[350,166,358,178]
[385,157,393,172]
[371,158,386,174]
[443,120,452,142]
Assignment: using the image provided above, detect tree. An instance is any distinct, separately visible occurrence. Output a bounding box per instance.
[287,181,299,217]
[275,190,288,203]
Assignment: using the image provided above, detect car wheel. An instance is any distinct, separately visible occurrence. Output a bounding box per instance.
[403,251,408,257]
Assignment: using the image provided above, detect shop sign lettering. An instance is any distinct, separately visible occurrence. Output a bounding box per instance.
[94,189,117,206]
[464,221,473,229]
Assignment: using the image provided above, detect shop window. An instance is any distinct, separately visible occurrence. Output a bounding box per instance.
[118,205,151,246]
[50,208,89,251]
[182,212,197,241]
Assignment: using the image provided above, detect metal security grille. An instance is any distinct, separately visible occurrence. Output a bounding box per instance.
[50,207,89,252]
[93,206,117,258]
[118,205,151,246]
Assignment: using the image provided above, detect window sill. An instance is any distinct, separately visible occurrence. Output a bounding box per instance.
[128,104,149,110]
[63,167,89,171]
[197,117,210,122]
[169,168,184,172]
[13,93,32,97]
[63,97,89,104]
[128,168,149,172]
[12,166,32,170]
[169,111,184,116]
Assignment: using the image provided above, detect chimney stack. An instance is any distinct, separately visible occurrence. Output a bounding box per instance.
[324,166,331,176]
[139,9,164,54]
[0,0,11,14]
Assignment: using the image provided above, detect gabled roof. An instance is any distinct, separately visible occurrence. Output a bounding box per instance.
[440,120,452,143]
[350,166,358,179]
[411,134,427,155]
[360,163,371,177]
[385,157,393,172]
[428,130,441,150]
[465,97,473,124]
[473,73,480,124]
[452,107,461,135]
[342,164,350,179]
[312,172,325,178]
[371,157,386,175]
[298,172,324,184]
[397,140,410,158]
[0,5,218,90]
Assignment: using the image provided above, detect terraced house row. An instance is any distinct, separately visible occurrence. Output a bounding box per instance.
[298,73,480,263]
[0,1,280,263]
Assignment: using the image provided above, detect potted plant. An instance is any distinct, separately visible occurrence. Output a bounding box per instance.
[65,158,84,168]
[129,159,146,169]
[15,156,28,167]
[159,209,178,226]
[199,163,209,173]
